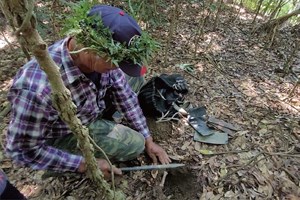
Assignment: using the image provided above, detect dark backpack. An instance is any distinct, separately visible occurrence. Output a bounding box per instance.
[138,74,188,120]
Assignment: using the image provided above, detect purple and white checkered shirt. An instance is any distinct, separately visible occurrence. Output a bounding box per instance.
[0,169,7,196]
[5,37,150,172]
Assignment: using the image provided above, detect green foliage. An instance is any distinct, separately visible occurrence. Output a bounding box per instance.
[61,1,159,66]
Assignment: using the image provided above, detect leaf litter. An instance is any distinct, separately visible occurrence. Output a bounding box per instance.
[0,1,299,200]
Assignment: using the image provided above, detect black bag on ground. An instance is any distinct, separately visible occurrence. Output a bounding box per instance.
[138,74,188,119]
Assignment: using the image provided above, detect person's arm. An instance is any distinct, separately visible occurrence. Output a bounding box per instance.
[0,169,7,196]
[109,70,151,138]
[109,70,171,164]
[6,89,83,172]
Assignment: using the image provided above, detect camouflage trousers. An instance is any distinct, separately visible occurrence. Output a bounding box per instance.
[51,75,146,162]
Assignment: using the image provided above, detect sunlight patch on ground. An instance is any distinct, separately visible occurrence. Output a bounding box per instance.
[193,32,223,55]
[20,184,42,199]
[228,3,264,21]
[0,31,16,49]
[240,78,258,97]
[0,79,13,93]
[243,78,300,115]
[195,63,204,72]
[205,33,223,52]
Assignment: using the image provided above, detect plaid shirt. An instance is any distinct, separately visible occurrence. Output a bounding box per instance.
[5,37,150,172]
[0,169,7,195]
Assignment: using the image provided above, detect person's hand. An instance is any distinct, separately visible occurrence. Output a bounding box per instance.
[78,159,122,179]
[145,137,171,164]
[97,159,122,179]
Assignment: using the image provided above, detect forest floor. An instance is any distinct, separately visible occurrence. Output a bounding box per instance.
[0,2,300,200]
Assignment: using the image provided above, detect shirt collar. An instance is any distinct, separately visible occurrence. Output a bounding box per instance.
[60,37,83,84]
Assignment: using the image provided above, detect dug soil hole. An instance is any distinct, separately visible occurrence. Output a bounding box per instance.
[164,169,201,200]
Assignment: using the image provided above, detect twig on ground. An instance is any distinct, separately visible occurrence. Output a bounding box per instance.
[204,53,249,97]
[183,69,202,81]
[210,152,265,186]
[207,150,250,156]
[265,152,300,158]
[285,79,299,99]
[58,177,88,198]
[0,101,11,123]
[156,110,180,123]
[257,85,300,113]
[291,130,300,141]
[281,167,299,185]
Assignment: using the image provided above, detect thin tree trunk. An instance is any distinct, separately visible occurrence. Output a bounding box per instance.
[255,8,300,34]
[0,9,31,60]
[267,8,300,28]
[213,0,224,31]
[0,1,124,199]
[252,0,264,24]
[193,1,213,56]
[268,0,286,20]
[262,0,273,16]
[231,0,243,23]
[164,0,179,65]
[283,39,299,74]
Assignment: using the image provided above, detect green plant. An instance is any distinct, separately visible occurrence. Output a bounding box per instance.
[61,1,159,66]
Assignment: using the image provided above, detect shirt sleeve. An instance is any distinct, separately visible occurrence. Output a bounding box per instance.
[0,169,7,195]
[110,70,151,138]
[6,89,83,172]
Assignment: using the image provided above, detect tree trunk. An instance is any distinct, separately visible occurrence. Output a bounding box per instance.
[213,0,224,31]
[164,0,179,65]
[0,1,124,199]
[283,39,299,74]
[251,0,264,24]
[262,0,273,16]
[268,0,288,20]
[267,8,300,28]
[255,8,300,34]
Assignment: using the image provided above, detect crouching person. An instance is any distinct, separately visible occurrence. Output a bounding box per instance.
[5,4,170,179]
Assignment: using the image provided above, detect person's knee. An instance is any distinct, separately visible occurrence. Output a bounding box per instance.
[132,132,145,155]
[118,130,145,161]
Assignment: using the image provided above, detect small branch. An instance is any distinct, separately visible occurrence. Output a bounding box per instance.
[210,152,264,186]
[58,177,88,198]
[286,79,299,99]
[281,167,299,185]
[15,0,35,36]
[207,150,250,156]
[88,135,116,197]
[267,24,278,48]
[183,69,202,82]
[0,101,11,123]
[204,53,249,97]
[156,110,180,123]
[291,129,300,141]
[262,147,300,159]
